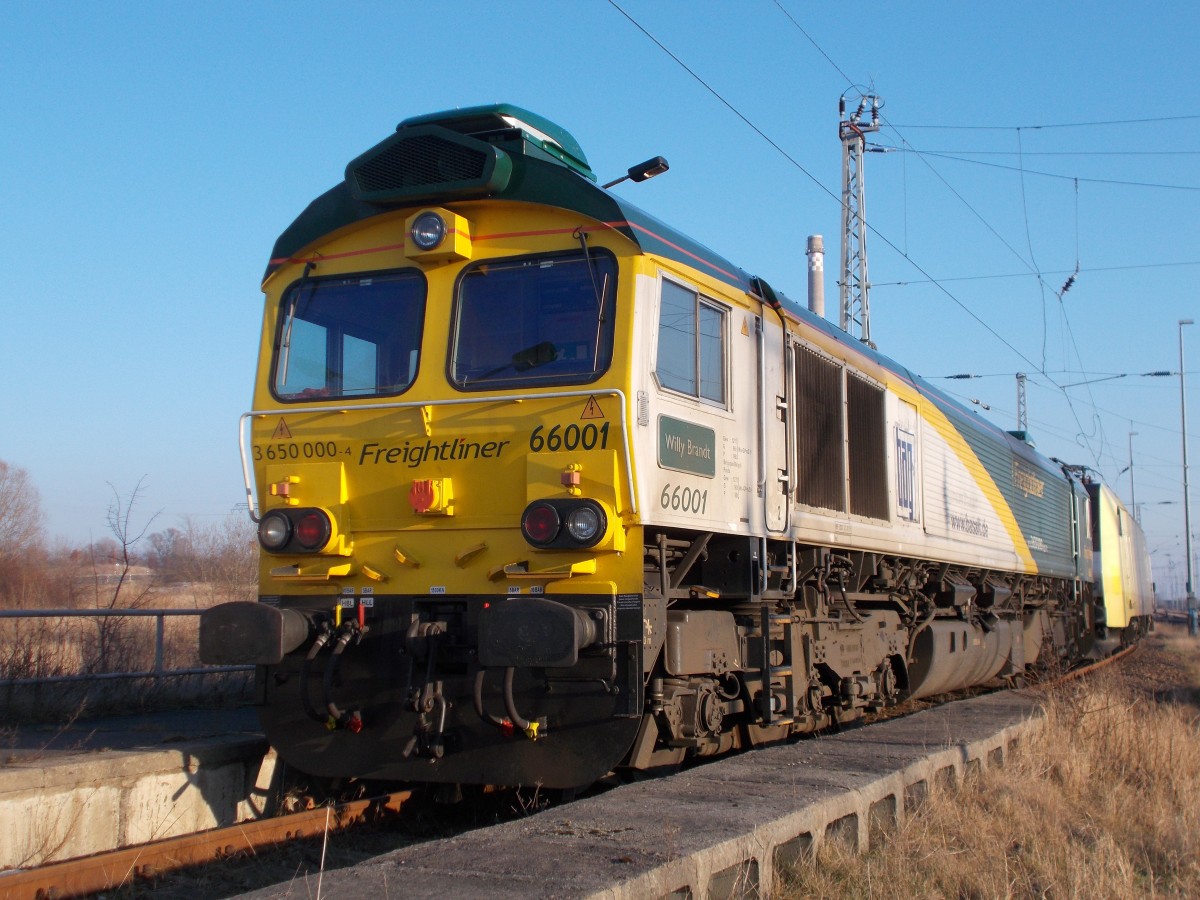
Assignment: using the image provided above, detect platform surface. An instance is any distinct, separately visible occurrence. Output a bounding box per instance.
[239,690,1042,899]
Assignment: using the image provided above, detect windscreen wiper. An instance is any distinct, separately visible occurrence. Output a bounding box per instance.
[279,262,316,388]
[574,229,609,374]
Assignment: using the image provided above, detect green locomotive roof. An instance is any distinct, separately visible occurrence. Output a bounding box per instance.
[264,104,757,297]
[396,104,594,181]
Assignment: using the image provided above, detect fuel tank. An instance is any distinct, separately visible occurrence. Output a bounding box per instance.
[907,619,1021,699]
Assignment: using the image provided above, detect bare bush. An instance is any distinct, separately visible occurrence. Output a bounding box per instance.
[145,515,258,606]
[177,515,258,605]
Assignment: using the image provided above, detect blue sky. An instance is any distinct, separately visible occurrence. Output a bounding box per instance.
[1,1,1197,595]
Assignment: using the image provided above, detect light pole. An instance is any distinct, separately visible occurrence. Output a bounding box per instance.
[1180,319,1196,634]
[1129,430,1138,520]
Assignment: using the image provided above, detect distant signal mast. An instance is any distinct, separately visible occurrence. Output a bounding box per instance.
[839,91,882,346]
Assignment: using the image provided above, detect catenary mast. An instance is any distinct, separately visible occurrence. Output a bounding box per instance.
[839,91,881,346]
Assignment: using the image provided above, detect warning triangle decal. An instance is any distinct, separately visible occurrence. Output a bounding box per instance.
[741,317,751,336]
[579,396,605,420]
[272,419,293,440]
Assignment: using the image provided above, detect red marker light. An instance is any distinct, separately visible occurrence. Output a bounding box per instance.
[294,511,330,549]
[521,503,560,544]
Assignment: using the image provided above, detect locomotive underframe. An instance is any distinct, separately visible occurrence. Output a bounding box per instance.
[222,520,1093,788]
[241,591,647,789]
[631,525,1092,771]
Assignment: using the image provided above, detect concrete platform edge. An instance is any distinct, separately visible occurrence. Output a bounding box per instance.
[0,736,274,868]
[591,709,1043,899]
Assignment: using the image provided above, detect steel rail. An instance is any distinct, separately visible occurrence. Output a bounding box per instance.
[1052,642,1139,685]
[0,790,412,899]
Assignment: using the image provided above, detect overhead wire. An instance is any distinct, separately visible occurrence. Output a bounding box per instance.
[876,96,1200,517]
[869,119,1105,463]
[609,1,1184,470]
[604,1,1048,376]
[871,148,1200,158]
[870,146,1200,191]
[769,3,1107,464]
[888,114,1200,130]
[603,1,837,207]
[1014,128,1050,371]
[873,258,1200,286]
[786,20,1114,464]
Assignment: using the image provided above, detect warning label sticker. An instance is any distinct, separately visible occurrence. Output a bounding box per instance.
[580,396,605,420]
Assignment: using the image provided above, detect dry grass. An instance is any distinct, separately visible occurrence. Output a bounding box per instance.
[782,624,1200,899]
[0,582,255,725]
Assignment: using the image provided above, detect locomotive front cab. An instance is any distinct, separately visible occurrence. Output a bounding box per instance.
[202,108,659,789]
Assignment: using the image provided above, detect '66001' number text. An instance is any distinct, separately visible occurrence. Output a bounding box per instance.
[529,422,610,452]
[660,484,709,515]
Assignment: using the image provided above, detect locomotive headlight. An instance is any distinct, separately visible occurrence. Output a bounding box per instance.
[565,505,604,545]
[409,211,446,251]
[258,511,292,551]
[404,208,472,262]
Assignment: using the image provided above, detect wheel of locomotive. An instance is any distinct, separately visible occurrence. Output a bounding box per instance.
[875,657,901,707]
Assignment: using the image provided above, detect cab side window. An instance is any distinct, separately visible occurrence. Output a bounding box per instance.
[656,279,726,404]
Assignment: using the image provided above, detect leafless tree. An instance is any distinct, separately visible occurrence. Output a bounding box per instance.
[87,478,159,672]
[0,459,44,562]
[103,477,158,608]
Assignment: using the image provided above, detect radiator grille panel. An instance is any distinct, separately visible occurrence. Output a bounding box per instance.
[794,347,845,511]
[847,373,889,519]
[351,134,489,194]
[345,125,511,203]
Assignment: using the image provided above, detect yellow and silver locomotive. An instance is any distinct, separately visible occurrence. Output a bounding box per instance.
[200,106,1151,789]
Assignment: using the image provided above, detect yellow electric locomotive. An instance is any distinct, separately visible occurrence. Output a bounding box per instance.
[1087,480,1154,646]
[200,105,1139,790]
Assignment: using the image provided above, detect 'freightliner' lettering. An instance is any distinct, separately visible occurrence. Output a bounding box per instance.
[359,439,510,468]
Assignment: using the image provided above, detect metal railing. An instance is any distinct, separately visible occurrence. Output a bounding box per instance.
[0,608,253,687]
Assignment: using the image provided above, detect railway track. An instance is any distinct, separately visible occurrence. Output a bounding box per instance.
[1057,642,1137,683]
[1,646,1138,899]
[0,790,411,899]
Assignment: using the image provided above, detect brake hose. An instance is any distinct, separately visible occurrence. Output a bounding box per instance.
[299,629,333,723]
[473,667,507,727]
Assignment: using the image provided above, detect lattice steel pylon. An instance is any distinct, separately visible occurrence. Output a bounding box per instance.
[839,92,882,345]
[1016,372,1028,430]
